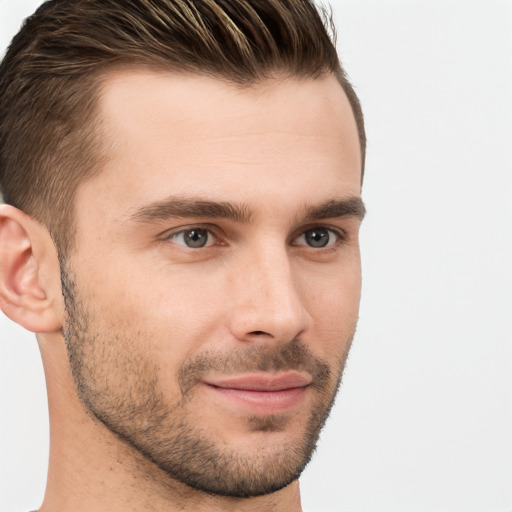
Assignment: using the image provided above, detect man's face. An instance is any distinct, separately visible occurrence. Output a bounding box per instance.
[62,71,363,497]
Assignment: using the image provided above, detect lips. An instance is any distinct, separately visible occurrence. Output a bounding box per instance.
[202,372,311,414]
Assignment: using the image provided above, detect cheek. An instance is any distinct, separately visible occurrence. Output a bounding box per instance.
[87,263,229,357]
[299,260,361,355]
[72,271,222,400]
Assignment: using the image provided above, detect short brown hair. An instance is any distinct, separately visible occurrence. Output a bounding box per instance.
[0,0,365,255]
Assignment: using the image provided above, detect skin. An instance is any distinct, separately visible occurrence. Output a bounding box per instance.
[0,70,363,511]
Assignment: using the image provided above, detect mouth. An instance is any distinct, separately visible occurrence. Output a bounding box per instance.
[202,372,311,415]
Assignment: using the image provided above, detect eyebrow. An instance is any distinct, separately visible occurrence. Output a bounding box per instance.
[129,197,253,224]
[303,197,366,222]
[128,195,365,224]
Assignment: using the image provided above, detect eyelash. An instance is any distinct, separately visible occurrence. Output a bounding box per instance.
[162,224,346,250]
[292,226,346,249]
[165,225,221,249]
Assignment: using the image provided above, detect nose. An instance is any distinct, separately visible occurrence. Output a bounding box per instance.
[228,245,311,344]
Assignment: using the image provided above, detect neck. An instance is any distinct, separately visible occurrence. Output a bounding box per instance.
[37,333,303,512]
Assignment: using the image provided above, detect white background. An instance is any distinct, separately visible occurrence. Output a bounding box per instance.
[1,1,511,511]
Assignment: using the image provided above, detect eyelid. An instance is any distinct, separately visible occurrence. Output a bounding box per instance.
[159,223,222,244]
[157,222,347,248]
[291,225,347,247]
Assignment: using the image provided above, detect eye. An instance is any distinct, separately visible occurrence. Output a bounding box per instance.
[294,227,341,248]
[167,228,215,248]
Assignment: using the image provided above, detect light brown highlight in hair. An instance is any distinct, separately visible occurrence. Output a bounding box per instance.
[0,0,365,255]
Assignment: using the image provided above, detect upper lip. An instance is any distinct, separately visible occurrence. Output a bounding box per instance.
[203,372,312,392]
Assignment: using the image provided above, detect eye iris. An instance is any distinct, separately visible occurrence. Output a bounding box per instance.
[184,229,209,248]
[305,228,330,248]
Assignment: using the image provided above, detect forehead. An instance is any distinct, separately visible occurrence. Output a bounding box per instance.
[78,70,361,223]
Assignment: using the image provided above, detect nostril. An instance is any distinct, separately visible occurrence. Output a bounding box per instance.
[249,330,273,337]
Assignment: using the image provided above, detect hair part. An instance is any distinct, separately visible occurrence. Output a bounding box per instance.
[0,0,365,255]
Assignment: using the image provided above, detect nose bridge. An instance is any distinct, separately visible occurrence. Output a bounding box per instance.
[229,240,310,342]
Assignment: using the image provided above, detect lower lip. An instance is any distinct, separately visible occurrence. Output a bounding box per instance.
[204,384,308,415]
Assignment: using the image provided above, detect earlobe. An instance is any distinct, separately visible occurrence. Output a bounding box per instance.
[0,204,63,333]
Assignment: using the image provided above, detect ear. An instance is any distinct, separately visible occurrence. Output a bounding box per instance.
[0,204,63,333]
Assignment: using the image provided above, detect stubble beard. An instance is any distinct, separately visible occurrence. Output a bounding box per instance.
[60,264,353,498]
